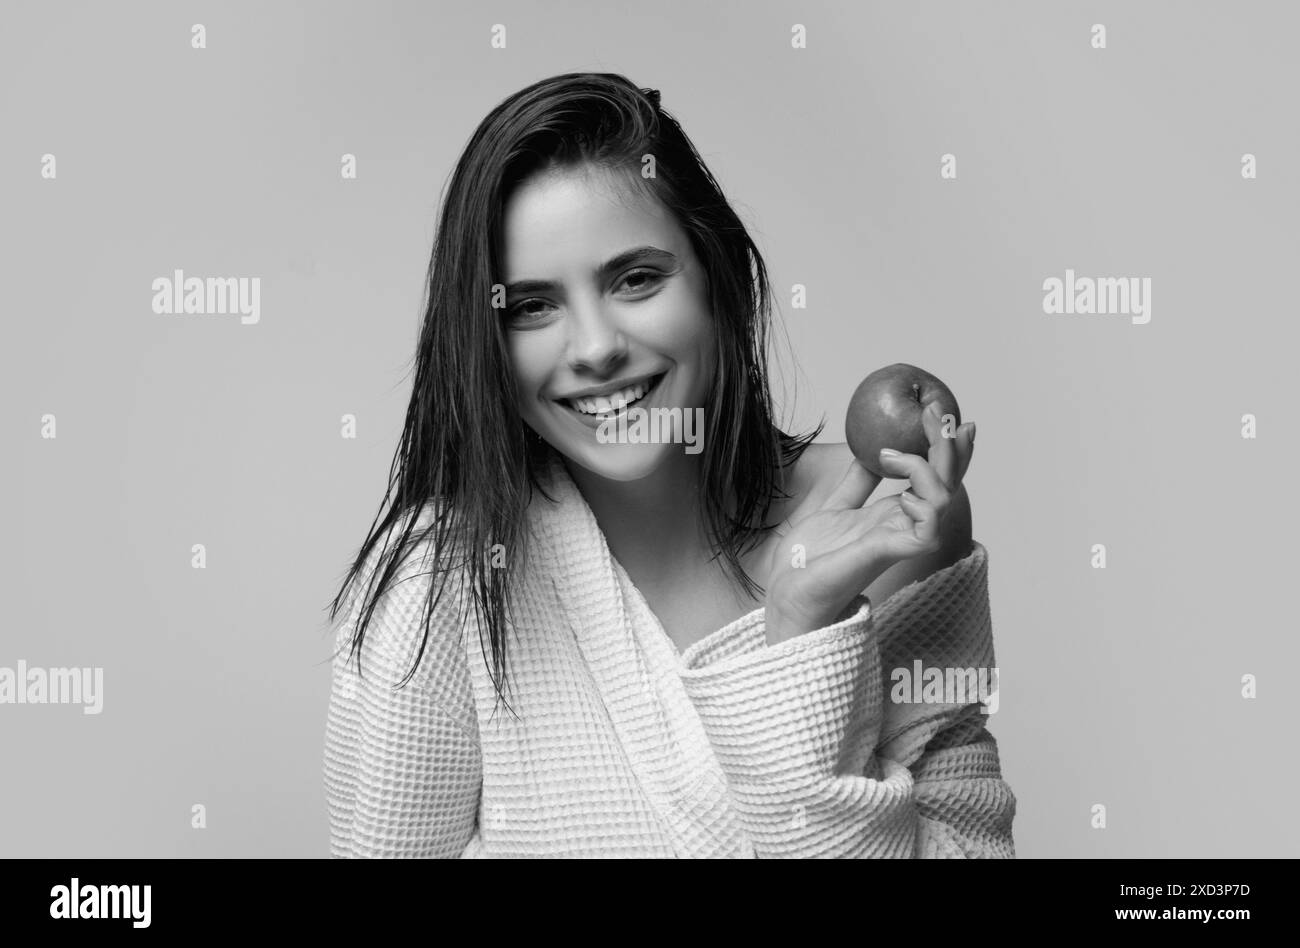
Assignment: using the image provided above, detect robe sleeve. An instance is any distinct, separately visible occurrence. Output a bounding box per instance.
[322,525,482,858]
[677,541,1015,858]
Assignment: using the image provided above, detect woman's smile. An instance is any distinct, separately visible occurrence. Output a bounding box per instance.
[553,371,669,429]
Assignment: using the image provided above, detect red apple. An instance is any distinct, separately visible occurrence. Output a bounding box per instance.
[845,363,961,477]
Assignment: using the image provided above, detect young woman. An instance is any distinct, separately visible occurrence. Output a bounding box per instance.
[322,73,1015,858]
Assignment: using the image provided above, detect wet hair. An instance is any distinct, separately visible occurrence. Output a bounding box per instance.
[325,72,823,717]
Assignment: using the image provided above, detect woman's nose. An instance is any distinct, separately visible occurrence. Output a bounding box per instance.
[565,298,628,373]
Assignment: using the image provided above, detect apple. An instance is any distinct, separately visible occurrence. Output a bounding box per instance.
[845,363,962,477]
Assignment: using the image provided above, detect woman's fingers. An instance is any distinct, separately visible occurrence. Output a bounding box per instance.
[921,402,959,488]
[822,457,882,511]
[824,493,940,585]
[920,405,978,491]
[898,491,942,548]
[816,411,974,520]
[954,422,975,485]
[878,447,950,513]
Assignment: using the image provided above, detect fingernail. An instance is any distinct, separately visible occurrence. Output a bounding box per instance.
[879,448,901,460]
[927,402,942,417]
[968,422,976,444]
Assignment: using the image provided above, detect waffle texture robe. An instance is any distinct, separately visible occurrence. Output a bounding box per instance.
[323,457,1016,857]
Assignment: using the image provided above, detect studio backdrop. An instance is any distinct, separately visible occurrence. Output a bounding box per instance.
[3,0,1297,858]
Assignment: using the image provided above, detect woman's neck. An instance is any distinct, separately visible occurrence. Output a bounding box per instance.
[563,451,713,585]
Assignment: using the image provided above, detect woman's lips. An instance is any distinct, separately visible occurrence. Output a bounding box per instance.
[557,372,667,430]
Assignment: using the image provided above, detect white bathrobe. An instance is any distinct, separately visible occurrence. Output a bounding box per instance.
[323,456,1016,858]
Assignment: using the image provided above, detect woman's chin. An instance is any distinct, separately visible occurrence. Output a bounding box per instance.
[560,440,680,483]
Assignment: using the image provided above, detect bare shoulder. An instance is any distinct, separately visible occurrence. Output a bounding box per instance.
[773,441,893,531]
[795,441,893,506]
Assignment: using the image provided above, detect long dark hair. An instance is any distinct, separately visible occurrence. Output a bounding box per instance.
[325,72,823,716]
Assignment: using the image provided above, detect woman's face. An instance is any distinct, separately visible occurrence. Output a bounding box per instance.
[500,164,717,482]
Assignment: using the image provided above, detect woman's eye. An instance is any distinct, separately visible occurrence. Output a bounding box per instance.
[506,299,553,323]
[619,269,663,293]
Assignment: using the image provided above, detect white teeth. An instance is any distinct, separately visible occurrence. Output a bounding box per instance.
[568,379,653,415]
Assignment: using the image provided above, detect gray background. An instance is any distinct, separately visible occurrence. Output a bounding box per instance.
[3,0,1296,857]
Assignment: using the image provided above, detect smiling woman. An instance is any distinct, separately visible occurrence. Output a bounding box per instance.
[321,72,1014,858]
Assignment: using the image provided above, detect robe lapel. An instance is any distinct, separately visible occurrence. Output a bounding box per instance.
[531,456,752,858]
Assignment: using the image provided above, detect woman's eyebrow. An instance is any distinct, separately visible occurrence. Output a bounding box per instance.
[504,245,677,295]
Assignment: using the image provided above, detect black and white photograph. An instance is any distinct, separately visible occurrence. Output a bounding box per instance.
[3,0,1295,928]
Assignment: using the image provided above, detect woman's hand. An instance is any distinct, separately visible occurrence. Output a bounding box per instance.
[765,403,976,646]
